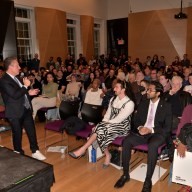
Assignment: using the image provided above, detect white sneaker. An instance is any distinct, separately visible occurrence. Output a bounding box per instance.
[32,150,46,161]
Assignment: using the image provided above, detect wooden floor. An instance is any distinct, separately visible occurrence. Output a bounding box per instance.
[0,120,181,192]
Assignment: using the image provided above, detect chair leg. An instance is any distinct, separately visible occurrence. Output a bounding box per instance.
[66,133,69,154]
[60,131,69,154]
[158,158,161,180]
[44,129,47,149]
[120,150,122,168]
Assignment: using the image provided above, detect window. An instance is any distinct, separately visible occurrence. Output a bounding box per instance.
[94,23,100,58]
[15,7,34,60]
[67,19,76,59]
[66,14,81,61]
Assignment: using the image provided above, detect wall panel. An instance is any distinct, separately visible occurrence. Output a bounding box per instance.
[186,7,192,60]
[35,7,67,67]
[128,8,188,65]
[80,15,94,62]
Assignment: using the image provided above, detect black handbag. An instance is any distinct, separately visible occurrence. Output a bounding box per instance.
[60,116,86,135]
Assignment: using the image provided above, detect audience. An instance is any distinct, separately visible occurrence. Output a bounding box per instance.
[3,52,192,190]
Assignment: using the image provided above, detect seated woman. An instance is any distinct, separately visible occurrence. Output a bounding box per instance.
[84,79,103,106]
[159,74,171,93]
[69,80,135,168]
[65,74,81,98]
[173,104,192,192]
[32,72,58,119]
[84,72,95,91]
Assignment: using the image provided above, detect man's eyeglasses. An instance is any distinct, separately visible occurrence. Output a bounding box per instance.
[147,89,156,93]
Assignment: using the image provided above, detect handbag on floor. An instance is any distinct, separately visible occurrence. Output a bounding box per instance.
[60,116,86,135]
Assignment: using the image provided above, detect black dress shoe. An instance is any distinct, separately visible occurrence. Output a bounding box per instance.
[141,180,152,192]
[114,175,130,188]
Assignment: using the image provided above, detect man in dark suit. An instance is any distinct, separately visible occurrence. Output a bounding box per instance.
[29,53,40,71]
[0,57,46,160]
[114,81,172,192]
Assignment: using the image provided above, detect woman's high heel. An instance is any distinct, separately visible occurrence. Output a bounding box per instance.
[68,151,85,159]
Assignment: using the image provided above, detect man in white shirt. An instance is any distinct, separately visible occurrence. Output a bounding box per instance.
[114,81,172,192]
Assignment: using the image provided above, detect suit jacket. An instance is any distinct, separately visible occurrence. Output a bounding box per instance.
[0,73,32,118]
[163,89,192,117]
[134,98,172,138]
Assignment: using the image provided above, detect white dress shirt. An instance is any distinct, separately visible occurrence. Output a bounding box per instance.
[143,99,160,133]
[103,96,134,124]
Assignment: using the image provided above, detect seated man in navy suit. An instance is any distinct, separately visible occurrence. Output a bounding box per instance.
[114,81,172,192]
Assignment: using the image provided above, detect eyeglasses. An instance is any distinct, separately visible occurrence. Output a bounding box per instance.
[147,89,156,93]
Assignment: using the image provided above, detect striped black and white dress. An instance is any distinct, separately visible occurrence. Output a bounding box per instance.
[93,96,134,153]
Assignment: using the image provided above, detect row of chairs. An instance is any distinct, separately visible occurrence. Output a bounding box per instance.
[44,101,103,149]
[44,101,168,179]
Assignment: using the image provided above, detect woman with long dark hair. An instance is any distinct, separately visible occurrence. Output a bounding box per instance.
[69,79,135,168]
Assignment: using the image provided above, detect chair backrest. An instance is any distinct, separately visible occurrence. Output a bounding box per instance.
[81,103,103,124]
[0,111,5,119]
[59,100,80,120]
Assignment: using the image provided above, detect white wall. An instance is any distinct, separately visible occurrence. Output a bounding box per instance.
[14,0,108,19]
[107,0,131,20]
[14,0,192,20]
[107,0,192,20]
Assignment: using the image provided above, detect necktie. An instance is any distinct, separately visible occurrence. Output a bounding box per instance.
[14,77,31,109]
[146,103,155,129]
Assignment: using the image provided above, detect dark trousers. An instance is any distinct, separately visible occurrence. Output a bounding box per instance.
[8,108,39,154]
[122,133,166,181]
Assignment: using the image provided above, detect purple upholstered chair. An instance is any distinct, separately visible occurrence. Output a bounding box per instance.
[0,111,5,119]
[75,124,95,139]
[112,136,126,146]
[44,119,66,149]
[110,136,126,167]
[68,124,95,153]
